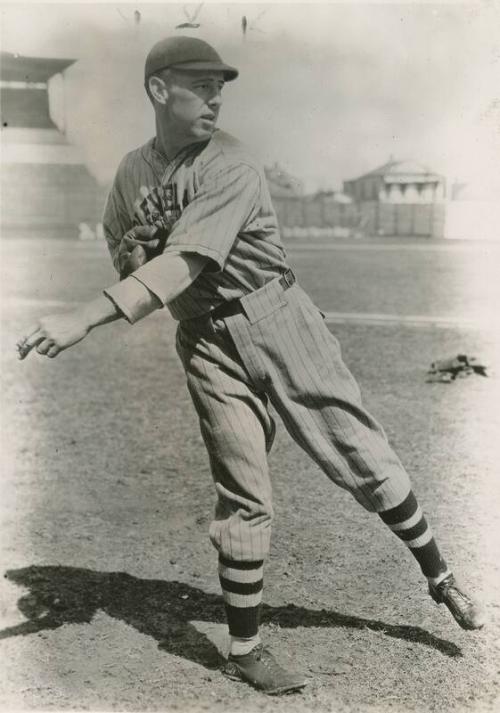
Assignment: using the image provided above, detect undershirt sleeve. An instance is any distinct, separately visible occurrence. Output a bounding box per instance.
[104,276,162,324]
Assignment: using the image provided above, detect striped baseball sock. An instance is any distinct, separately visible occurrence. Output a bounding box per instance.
[379,491,450,581]
[218,555,263,655]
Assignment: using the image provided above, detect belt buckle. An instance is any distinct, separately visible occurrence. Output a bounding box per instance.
[281,269,294,289]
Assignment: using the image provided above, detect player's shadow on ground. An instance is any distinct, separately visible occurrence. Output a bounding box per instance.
[2,565,462,669]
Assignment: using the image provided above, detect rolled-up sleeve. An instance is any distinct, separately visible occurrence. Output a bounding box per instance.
[163,162,260,271]
[104,276,161,324]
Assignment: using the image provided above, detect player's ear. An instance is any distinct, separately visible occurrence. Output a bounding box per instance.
[148,76,169,105]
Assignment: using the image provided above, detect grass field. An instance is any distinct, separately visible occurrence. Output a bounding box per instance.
[1,237,499,712]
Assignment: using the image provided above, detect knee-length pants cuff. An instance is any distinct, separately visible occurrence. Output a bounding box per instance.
[176,278,412,560]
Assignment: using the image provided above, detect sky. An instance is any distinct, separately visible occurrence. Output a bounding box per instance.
[1,1,500,195]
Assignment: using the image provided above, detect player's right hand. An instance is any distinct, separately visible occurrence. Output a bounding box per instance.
[16,310,91,360]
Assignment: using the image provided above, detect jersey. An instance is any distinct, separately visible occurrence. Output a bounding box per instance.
[103,130,289,320]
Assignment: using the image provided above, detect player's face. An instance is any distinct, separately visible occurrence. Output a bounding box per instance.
[163,69,225,141]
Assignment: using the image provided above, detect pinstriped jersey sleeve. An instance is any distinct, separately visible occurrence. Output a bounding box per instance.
[102,166,134,273]
[163,162,260,271]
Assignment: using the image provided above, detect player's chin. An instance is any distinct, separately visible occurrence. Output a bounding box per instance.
[191,120,217,140]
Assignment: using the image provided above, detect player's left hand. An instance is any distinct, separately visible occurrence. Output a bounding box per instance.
[121,224,160,252]
[118,225,160,279]
[16,310,91,360]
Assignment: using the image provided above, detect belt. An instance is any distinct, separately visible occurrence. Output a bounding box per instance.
[209,269,296,322]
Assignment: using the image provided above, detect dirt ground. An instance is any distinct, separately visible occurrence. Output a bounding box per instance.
[0,238,499,713]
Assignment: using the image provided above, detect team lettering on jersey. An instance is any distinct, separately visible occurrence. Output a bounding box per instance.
[133,183,182,232]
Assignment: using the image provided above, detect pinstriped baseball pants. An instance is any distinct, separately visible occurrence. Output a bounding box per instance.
[176,277,411,562]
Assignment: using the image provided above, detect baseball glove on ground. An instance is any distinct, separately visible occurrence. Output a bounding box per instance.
[426,354,488,382]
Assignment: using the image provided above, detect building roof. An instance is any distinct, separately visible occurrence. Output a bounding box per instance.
[346,159,442,184]
[311,190,352,204]
[0,52,75,82]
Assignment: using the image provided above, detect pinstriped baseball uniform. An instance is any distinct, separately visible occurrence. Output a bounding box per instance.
[18,36,480,678]
[103,131,287,319]
[103,129,411,564]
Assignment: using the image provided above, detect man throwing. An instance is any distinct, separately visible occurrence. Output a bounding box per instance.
[17,37,486,696]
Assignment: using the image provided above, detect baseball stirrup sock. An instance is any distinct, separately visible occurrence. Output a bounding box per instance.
[379,491,448,578]
[218,555,263,638]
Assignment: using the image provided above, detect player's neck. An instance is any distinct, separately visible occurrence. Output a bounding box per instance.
[154,120,200,163]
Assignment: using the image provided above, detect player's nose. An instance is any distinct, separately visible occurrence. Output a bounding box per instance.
[208,89,222,109]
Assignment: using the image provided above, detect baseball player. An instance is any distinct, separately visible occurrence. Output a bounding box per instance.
[17,37,486,696]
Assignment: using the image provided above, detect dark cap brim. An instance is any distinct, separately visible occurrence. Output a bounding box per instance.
[155,60,238,81]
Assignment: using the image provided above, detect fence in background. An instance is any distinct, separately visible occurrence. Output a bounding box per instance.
[2,174,496,241]
[272,196,446,238]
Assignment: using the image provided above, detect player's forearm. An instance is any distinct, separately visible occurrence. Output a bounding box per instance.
[104,252,207,324]
[80,294,122,331]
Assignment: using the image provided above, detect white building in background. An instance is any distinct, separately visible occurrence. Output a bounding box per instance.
[343,159,446,204]
[0,51,106,238]
[342,159,446,238]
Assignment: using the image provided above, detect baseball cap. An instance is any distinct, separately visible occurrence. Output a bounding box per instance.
[144,37,238,83]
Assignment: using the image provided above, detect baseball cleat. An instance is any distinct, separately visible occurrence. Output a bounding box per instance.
[222,643,306,695]
[429,573,487,630]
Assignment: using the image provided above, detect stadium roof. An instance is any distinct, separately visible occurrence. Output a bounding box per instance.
[0,52,75,82]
